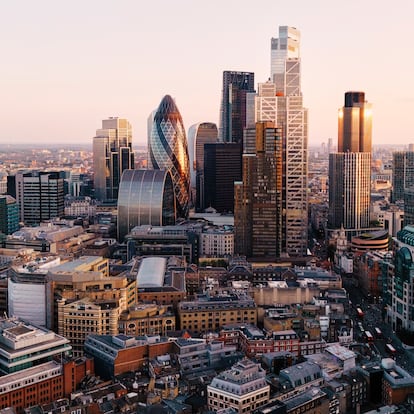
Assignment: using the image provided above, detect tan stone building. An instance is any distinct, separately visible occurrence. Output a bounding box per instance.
[46,256,136,331]
[118,303,176,337]
[58,297,121,357]
[178,294,257,334]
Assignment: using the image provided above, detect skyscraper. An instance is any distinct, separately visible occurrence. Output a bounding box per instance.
[243,26,308,256]
[14,171,64,226]
[392,151,414,202]
[187,122,218,210]
[329,92,373,238]
[148,95,190,219]
[93,117,134,202]
[203,143,242,213]
[235,122,283,258]
[219,71,255,144]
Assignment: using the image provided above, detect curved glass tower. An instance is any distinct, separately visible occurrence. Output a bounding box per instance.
[148,95,190,218]
[117,169,176,241]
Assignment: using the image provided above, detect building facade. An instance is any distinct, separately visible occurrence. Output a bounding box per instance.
[148,95,190,219]
[392,151,414,203]
[0,195,19,235]
[117,169,176,241]
[14,171,64,225]
[203,142,242,213]
[187,122,218,211]
[219,71,255,144]
[329,92,372,239]
[93,117,134,202]
[235,122,283,258]
[207,359,269,413]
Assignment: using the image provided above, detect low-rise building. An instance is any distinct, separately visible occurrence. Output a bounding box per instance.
[207,359,270,413]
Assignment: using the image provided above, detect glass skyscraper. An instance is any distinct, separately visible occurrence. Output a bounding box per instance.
[93,117,134,202]
[148,95,190,219]
[244,26,308,256]
[329,92,373,238]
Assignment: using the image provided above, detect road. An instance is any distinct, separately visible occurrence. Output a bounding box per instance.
[345,279,414,374]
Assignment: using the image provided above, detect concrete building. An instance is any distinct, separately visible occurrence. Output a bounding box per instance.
[13,171,64,225]
[0,317,71,375]
[46,256,136,332]
[200,226,234,257]
[58,297,121,357]
[118,303,176,337]
[178,294,257,334]
[207,359,270,413]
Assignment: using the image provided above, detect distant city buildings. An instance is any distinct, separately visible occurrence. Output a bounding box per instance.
[148,95,190,219]
[93,117,134,202]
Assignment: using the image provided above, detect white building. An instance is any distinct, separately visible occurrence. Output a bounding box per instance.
[207,359,269,413]
[200,227,234,257]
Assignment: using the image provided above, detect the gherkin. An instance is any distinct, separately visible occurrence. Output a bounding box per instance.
[148,95,190,218]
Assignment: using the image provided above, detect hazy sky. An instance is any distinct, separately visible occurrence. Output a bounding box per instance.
[1,0,414,147]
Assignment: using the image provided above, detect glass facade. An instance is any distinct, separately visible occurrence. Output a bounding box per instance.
[117,169,176,241]
[148,95,190,219]
[93,117,134,202]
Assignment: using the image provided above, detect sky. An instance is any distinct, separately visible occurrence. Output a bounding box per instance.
[1,0,414,148]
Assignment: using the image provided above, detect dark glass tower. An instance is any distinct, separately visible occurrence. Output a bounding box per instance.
[219,71,255,144]
[148,95,190,219]
[203,143,242,213]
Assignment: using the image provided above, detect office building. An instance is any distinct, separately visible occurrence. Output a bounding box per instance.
[246,27,308,256]
[219,71,255,144]
[0,317,71,375]
[0,195,19,235]
[93,117,134,202]
[329,92,372,239]
[203,142,242,213]
[187,122,218,210]
[148,95,190,218]
[387,225,414,333]
[235,122,283,258]
[393,151,414,203]
[14,171,64,225]
[117,169,176,241]
[207,359,269,413]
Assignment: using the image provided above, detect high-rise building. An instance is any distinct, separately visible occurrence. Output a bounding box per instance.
[0,195,19,235]
[219,71,255,144]
[329,92,373,238]
[187,122,218,210]
[244,26,308,256]
[235,122,283,258]
[148,95,190,219]
[14,171,65,226]
[203,143,242,213]
[117,169,176,241]
[93,117,134,202]
[392,151,414,202]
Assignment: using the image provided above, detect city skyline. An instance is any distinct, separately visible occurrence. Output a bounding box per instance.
[1,1,414,146]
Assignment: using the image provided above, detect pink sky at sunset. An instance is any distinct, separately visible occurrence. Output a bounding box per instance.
[1,0,413,147]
